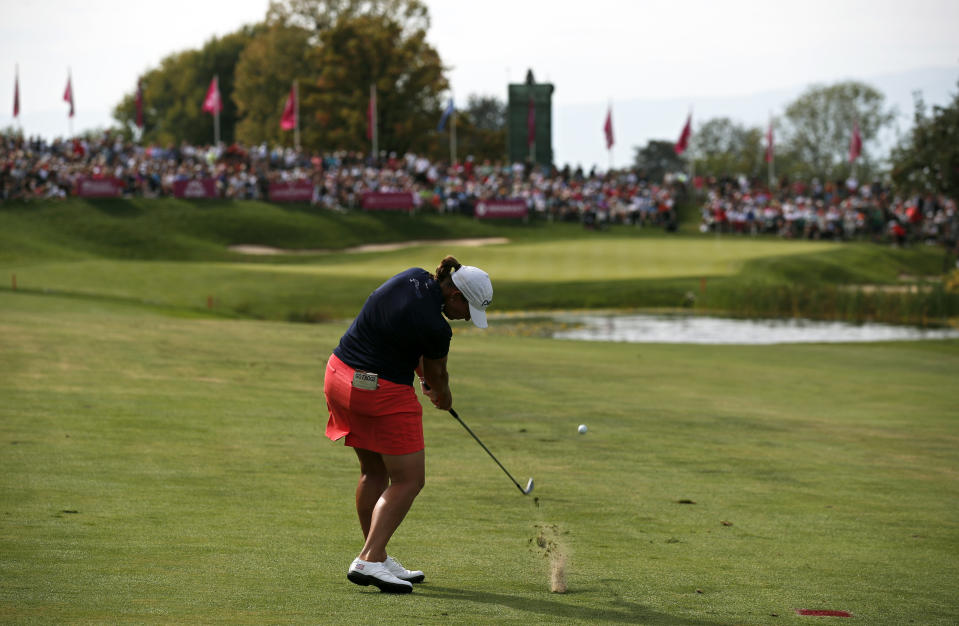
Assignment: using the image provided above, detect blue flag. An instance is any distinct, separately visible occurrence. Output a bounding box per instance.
[437,98,454,131]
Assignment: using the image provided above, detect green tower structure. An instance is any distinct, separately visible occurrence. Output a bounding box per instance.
[507,70,554,167]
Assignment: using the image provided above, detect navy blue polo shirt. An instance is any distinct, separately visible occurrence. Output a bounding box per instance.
[333,268,452,386]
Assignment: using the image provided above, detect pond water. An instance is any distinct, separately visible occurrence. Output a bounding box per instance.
[550,313,959,345]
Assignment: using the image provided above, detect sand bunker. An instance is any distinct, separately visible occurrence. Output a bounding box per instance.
[229,237,509,256]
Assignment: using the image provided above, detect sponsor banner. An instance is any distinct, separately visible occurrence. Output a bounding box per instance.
[474,199,528,219]
[361,191,416,211]
[173,178,217,199]
[269,180,313,203]
[76,177,123,198]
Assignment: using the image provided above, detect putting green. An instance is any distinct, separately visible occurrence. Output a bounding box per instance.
[220,238,837,280]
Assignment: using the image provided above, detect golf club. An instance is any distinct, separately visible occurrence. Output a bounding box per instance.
[448,408,534,495]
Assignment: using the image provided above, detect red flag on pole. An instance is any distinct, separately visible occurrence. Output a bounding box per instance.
[13,67,19,118]
[202,76,222,114]
[280,83,296,131]
[674,113,691,155]
[135,80,144,129]
[63,74,75,118]
[765,120,774,163]
[849,120,862,162]
[604,107,614,150]
[527,96,536,148]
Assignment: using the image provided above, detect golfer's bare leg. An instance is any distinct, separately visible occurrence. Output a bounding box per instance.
[354,448,389,539]
[358,450,425,563]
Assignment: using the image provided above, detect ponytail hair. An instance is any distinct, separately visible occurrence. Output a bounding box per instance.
[435,255,462,284]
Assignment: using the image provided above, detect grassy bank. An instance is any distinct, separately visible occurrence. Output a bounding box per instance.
[0,198,567,263]
[693,245,959,325]
[1,198,955,324]
[2,290,958,624]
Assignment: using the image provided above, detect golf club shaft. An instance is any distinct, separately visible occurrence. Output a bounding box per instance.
[448,408,527,494]
[420,379,531,494]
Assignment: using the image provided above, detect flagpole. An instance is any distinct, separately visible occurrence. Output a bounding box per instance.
[608,100,613,172]
[850,119,861,183]
[450,105,457,165]
[213,75,221,146]
[294,80,300,151]
[370,83,378,162]
[67,67,74,138]
[768,112,775,189]
[608,108,613,173]
[688,155,695,195]
[135,80,143,144]
[768,148,775,189]
[608,135,613,172]
[686,107,694,196]
[14,63,20,133]
[851,126,857,182]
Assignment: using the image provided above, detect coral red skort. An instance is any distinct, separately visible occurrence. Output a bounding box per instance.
[324,353,424,455]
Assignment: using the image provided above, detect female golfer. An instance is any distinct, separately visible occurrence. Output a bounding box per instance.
[324,256,493,593]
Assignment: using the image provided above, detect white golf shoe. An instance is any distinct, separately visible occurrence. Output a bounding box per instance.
[384,555,425,583]
[347,558,413,593]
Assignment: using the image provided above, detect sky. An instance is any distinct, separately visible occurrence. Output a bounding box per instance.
[2,0,958,168]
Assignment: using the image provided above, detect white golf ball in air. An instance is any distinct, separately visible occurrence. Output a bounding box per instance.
[578,424,588,434]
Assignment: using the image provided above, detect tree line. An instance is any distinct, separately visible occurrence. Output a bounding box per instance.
[635,82,896,185]
[628,80,957,200]
[112,0,505,161]
[106,0,957,199]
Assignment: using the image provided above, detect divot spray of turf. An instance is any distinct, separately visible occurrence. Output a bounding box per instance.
[530,521,569,593]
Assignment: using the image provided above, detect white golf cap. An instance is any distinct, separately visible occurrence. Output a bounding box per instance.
[451,265,493,328]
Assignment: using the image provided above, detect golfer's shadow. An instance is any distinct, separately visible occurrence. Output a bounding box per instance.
[415,584,721,625]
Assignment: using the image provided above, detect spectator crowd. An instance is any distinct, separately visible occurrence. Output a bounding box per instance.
[0,133,681,227]
[2,132,956,249]
[697,175,958,248]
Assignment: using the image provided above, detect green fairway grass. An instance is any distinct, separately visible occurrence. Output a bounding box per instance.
[2,199,958,622]
[2,290,958,624]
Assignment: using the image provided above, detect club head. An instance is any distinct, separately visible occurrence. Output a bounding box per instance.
[522,478,534,495]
